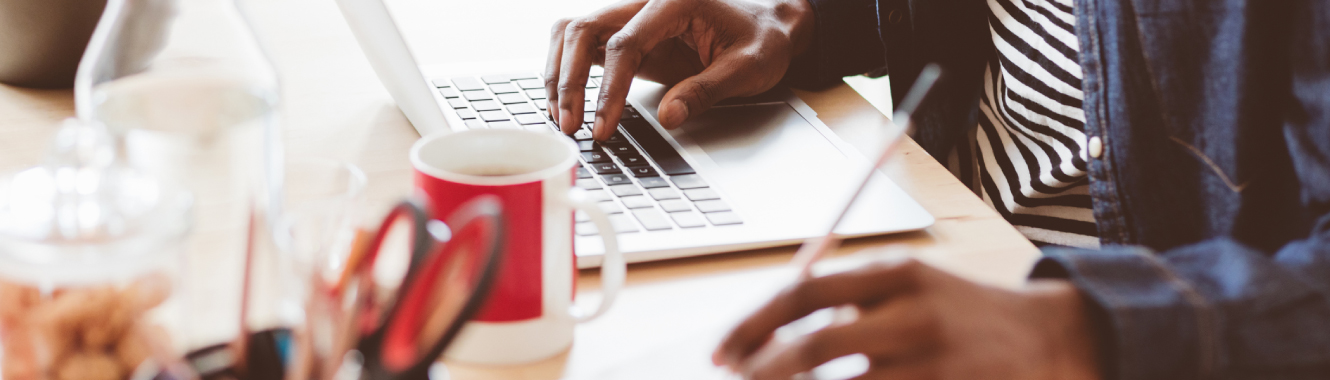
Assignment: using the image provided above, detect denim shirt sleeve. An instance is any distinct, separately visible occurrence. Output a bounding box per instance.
[1028,1,1330,378]
[781,0,887,89]
[1033,236,1330,380]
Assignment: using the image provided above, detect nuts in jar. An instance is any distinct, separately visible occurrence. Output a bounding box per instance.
[0,273,171,380]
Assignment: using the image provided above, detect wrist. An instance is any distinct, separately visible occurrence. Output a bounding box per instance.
[772,0,815,57]
[1024,280,1104,380]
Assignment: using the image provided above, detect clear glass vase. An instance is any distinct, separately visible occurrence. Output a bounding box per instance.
[72,0,286,352]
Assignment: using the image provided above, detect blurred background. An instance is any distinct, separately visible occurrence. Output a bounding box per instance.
[0,0,893,210]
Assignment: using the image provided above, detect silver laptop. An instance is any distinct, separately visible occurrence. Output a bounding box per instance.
[335,0,934,268]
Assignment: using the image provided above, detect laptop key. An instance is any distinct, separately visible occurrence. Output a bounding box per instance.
[577,166,593,179]
[456,109,477,119]
[684,188,720,201]
[523,124,550,133]
[577,141,597,152]
[694,199,731,213]
[471,100,502,111]
[464,119,486,129]
[626,166,658,178]
[604,143,637,156]
[575,222,598,236]
[705,211,742,226]
[440,88,461,98]
[590,162,621,174]
[574,129,594,140]
[609,184,643,197]
[481,75,511,84]
[489,121,520,129]
[620,196,653,209]
[659,199,692,212]
[670,174,708,189]
[598,201,623,214]
[479,111,510,122]
[648,188,681,200]
[637,176,670,189]
[576,211,590,222]
[526,89,547,99]
[576,178,602,190]
[620,118,695,175]
[462,90,492,101]
[608,214,638,233]
[516,79,544,90]
[490,83,519,94]
[447,98,469,109]
[601,173,632,186]
[618,154,648,167]
[431,78,453,88]
[515,114,546,125]
[451,77,484,91]
[497,93,527,104]
[632,209,672,231]
[582,151,611,163]
[508,72,540,80]
[670,212,707,228]
[536,101,549,111]
[508,103,537,114]
[589,66,605,77]
[587,189,611,202]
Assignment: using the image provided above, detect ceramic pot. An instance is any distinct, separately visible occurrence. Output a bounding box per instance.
[0,0,108,88]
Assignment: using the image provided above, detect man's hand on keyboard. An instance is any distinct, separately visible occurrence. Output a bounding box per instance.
[544,0,814,140]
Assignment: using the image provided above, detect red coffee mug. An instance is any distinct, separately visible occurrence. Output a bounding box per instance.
[409,129,625,364]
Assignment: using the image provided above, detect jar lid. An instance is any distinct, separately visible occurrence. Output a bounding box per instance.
[0,119,190,286]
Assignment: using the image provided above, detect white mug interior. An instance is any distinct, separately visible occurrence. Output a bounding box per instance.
[410,130,579,186]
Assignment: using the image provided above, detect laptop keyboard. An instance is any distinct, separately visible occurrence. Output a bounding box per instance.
[432,69,743,235]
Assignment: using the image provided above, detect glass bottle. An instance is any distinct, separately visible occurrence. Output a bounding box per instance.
[72,0,285,351]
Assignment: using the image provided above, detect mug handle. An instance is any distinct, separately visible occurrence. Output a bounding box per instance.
[564,187,626,323]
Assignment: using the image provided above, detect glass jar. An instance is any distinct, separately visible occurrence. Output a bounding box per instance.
[0,121,190,380]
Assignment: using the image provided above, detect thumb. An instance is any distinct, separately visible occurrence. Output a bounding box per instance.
[656,53,776,129]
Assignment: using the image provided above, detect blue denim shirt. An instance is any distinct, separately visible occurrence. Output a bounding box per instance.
[784,0,1330,378]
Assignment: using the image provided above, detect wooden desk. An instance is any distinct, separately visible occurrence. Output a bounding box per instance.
[0,0,1037,378]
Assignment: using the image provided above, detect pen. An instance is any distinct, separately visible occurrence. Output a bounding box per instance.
[789,64,943,279]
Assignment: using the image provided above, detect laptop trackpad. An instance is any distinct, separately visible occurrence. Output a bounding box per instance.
[677,103,846,169]
[673,103,855,226]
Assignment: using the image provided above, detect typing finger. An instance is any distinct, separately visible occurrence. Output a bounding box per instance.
[557,18,598,134]
[555,1,646,135]
[544,17,573,125]
[592,0,700,139]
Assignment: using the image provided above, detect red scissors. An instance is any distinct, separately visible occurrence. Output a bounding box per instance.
[328,195,506,380]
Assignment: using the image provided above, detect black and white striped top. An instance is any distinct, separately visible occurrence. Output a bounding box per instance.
[947,0,1099,248]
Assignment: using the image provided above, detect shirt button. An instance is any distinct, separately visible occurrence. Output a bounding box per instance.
[1088,136,1104,159]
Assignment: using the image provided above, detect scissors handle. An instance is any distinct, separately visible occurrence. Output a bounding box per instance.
[350,195,505,380]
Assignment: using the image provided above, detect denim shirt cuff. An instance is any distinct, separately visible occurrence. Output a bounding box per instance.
[1031,246,1215,380]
